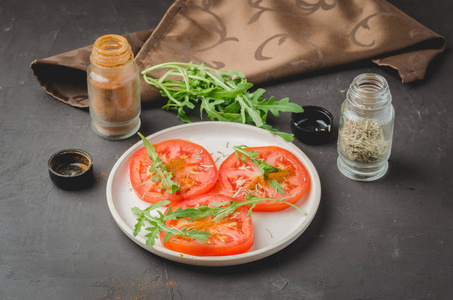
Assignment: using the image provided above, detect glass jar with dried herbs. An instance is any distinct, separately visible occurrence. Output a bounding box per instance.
[337,73,395,181]
[87,34,141,140]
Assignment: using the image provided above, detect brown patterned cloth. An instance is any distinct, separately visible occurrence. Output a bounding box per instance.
[31,0,446,108]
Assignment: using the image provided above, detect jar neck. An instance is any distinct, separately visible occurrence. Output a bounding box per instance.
[346,73,392,110]
[90,34,133,68]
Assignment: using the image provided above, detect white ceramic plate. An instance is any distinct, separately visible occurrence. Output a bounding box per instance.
[106,122,321,266]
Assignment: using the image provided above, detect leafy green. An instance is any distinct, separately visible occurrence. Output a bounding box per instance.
[132,195,306,246]
[233,145,284,195]
[142,62,303,142]
[137,132,180,194]
[132,200,211,246]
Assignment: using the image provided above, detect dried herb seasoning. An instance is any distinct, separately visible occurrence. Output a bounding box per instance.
[337,73,395,181]
[338,118,390,164]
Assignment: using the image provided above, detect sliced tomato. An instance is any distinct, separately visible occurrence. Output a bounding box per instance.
[130,139,218,203]
[160,194,254,256]
[218,146,310,211]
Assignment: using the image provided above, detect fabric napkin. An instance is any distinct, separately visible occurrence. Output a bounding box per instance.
[31,0,446,108]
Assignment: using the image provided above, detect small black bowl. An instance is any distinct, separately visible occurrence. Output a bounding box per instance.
[48,149,94,190]
[291,106,333,145]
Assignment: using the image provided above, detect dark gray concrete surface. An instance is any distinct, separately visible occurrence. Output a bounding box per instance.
[1,0,452,299]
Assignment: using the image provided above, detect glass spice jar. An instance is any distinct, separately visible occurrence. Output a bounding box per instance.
[87,34,141,140]
[337,73,395,181]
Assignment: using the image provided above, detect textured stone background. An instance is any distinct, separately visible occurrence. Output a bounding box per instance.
[1,0,452,299]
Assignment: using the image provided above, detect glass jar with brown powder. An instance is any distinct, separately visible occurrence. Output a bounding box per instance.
[87,34,141,140]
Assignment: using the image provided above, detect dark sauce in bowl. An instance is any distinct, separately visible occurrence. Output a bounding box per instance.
[291,106,333,145]
[48,149,94,190]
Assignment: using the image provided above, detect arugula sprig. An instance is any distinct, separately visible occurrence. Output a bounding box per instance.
[132,195,306,247]
[138,132,180,194]
[132,200,211,246]
[234,145,285,195]
[142,62,303,142]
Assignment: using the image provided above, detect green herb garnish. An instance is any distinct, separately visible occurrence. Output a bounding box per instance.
[132,200,211,246]
[142,62,303,142]
[132,195,306,246]
[138,132,180,194]
[234,145,285,195]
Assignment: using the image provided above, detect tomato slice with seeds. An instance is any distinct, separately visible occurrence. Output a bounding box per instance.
[130,139,218,204]
[218,146,310,211]
[160,194,254,256]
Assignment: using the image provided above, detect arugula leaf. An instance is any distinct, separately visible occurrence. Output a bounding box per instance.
[268,179,285,195]
[137,132,180,194]
[255,96,303,118]
[142,62,303,142]
[233,145,285,194]
[131,196,306,247]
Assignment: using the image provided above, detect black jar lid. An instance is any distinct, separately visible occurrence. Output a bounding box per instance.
[48,149,94,190]
[291,106,333,145]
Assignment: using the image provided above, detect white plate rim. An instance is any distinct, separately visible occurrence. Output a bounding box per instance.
[106,121,321,266]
